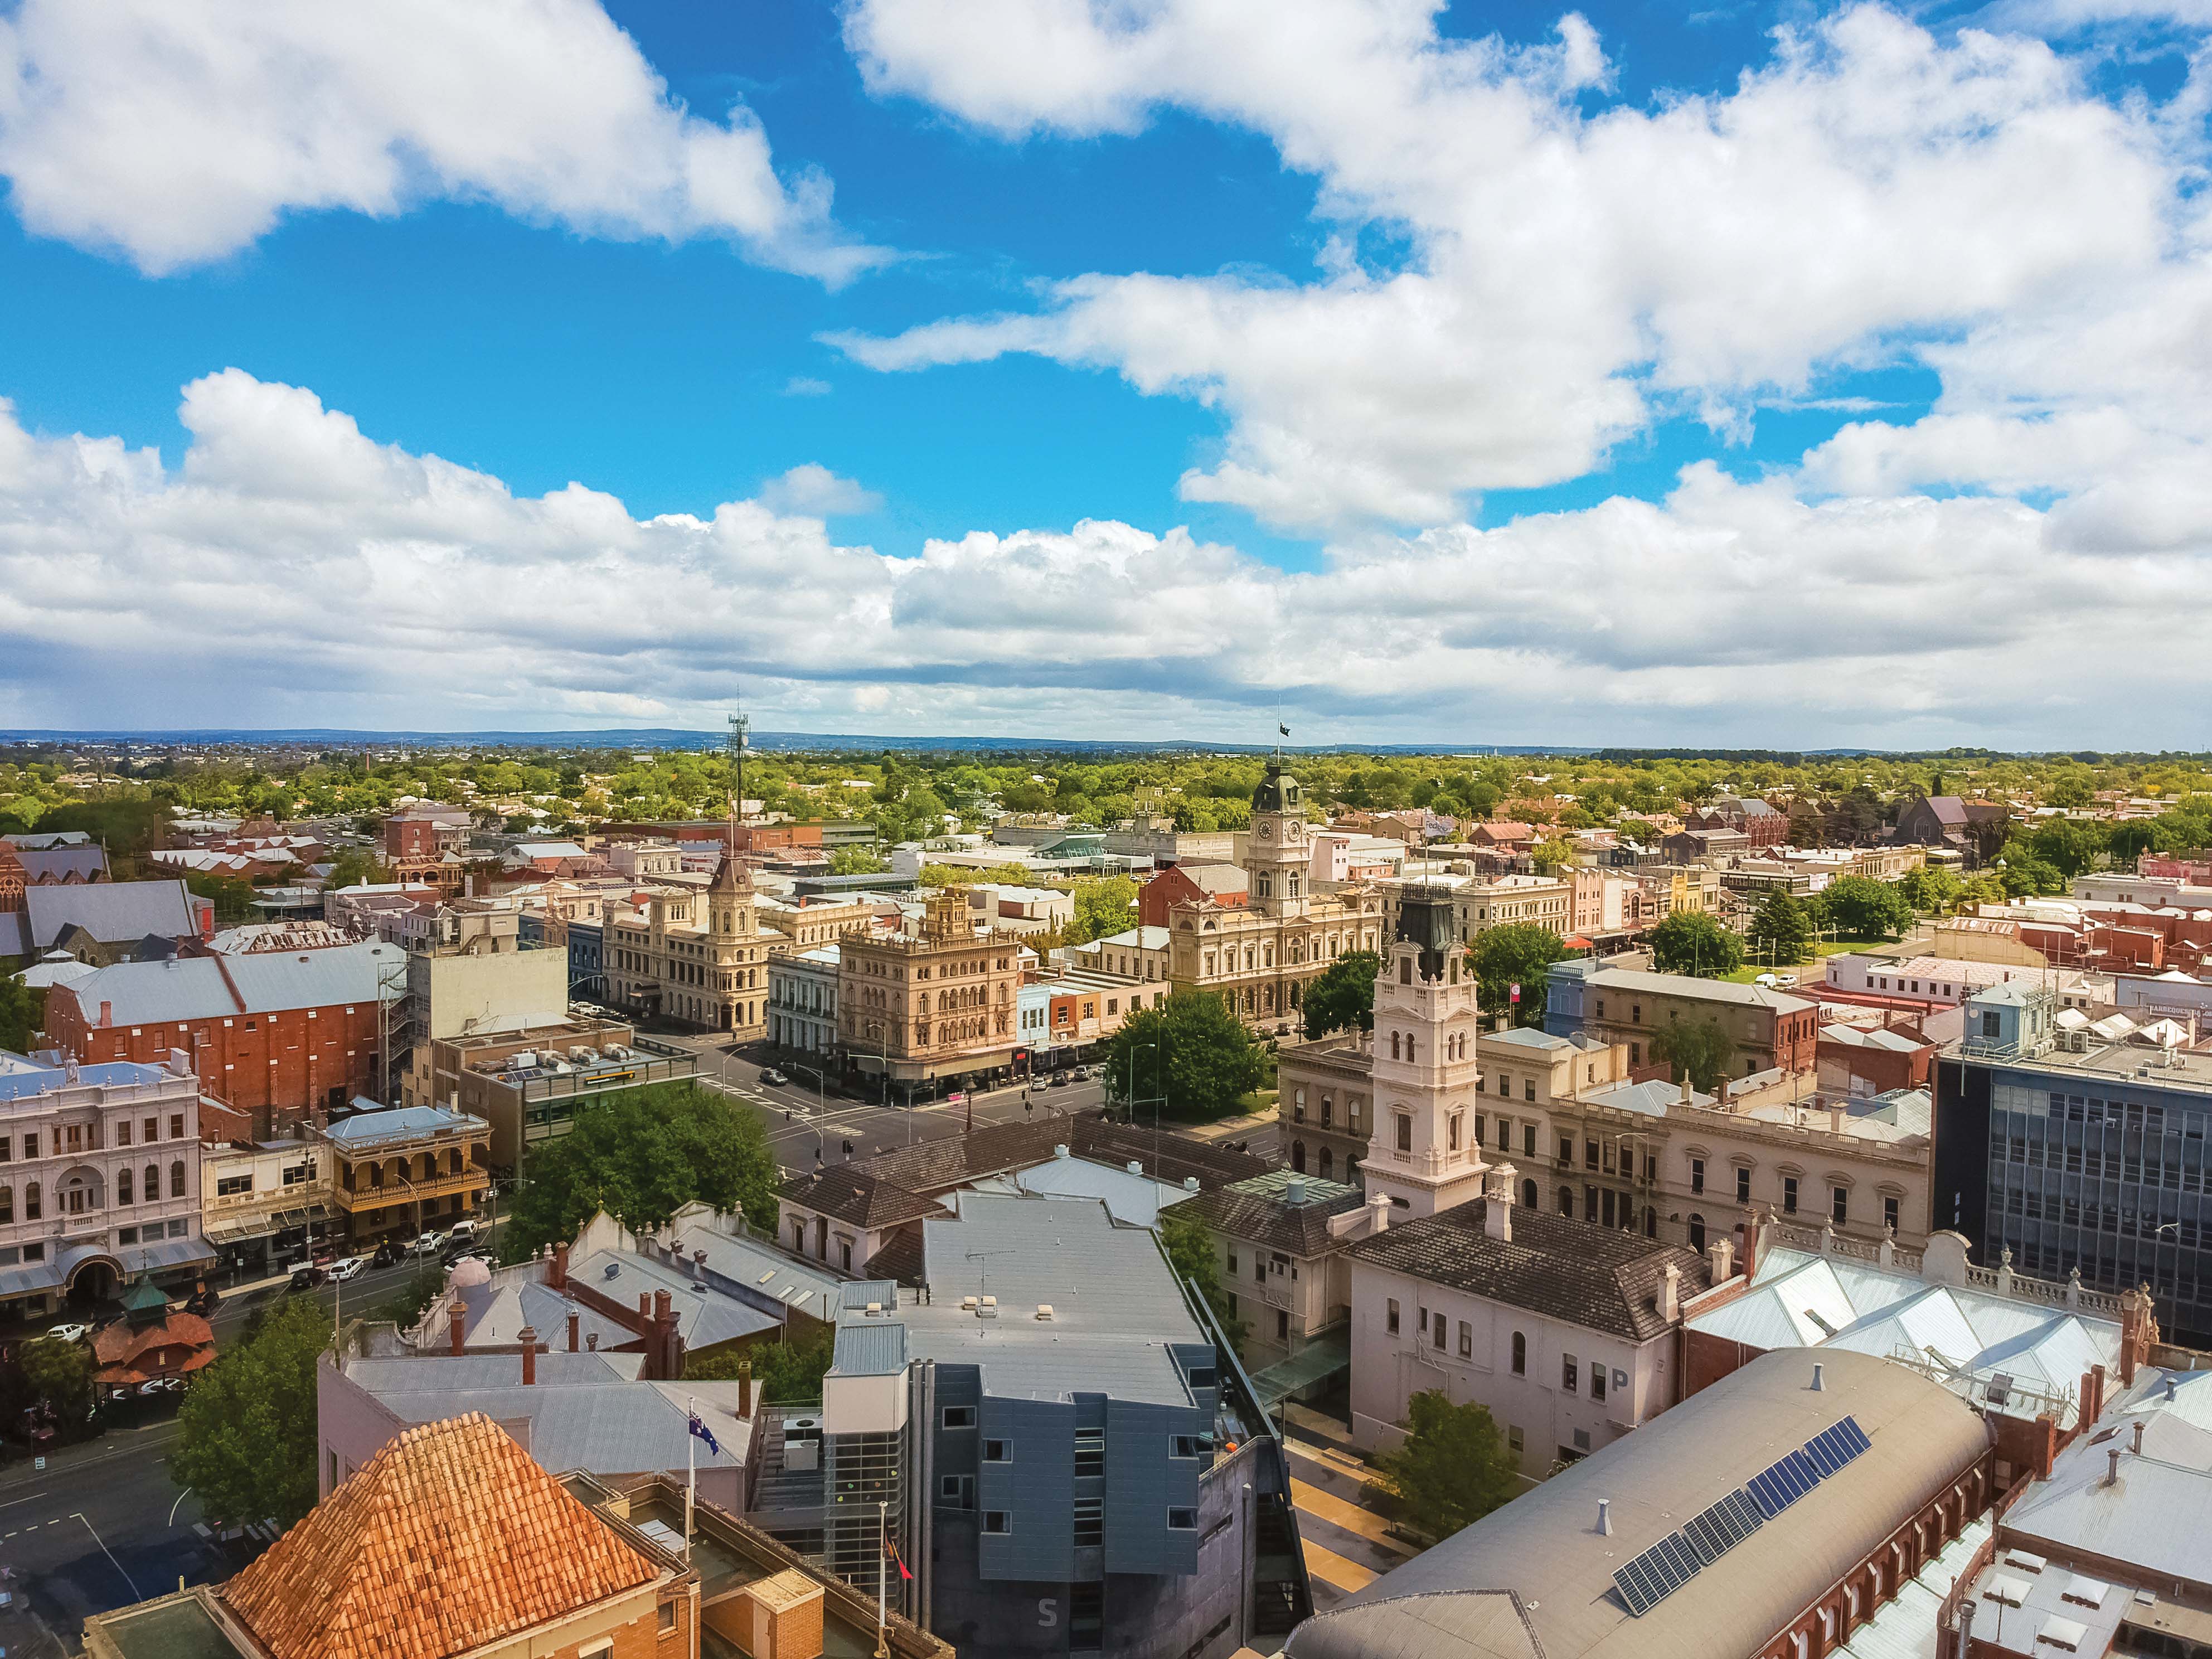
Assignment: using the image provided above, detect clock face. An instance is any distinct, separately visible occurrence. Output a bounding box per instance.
[1284,819,1305,845]
[1257,821,1274,841]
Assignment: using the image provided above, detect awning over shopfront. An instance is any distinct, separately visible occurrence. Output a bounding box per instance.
[120,1236,219,1276]
[1246,1327,1351,1408]
[0,1260,63,1300]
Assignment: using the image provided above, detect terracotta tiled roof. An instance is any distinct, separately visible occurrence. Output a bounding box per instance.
[221,1412,659,1659]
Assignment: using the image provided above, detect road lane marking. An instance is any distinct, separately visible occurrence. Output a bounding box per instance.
[0,1490,52,1509]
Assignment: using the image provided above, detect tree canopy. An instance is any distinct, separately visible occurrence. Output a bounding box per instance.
[1468,926,1565,1027]
[1813,874,1916,938]
[0,973,40,1054]
[17,1335,92,1418]
[1097,992,1265,1122]
[687,1329,835,1405]
[1302,950,1381,1041]
[1646,911,1744,977]
[1160,1209,1249,1352]
[1068,876,1139,944]
[1650,1016,1737,1093]
[1371,1390,1521,1542]
[1746,891,1813,966]
[172,1296,329,1530]
[506,1081,779,1257]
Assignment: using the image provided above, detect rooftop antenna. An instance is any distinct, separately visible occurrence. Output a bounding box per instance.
[964,1248,1018,1335]
[726,697,750,850]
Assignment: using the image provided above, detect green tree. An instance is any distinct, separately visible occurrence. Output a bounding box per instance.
[1650,1016,1737,1093]
[0,973,41,1053]
[1159,1208,1250,1351]
[1468,925,1565,1026]
[1068,876,1138,944]
[2029,819,2107,880]
[827,846,889,877]
[185,873,259,925]
[1896,865,1964,915]
[172,1296,329,1529]
[506,1082,779,1257]
[687,1328,836,1405]
[1529,838,1573,874]
[323,847,385,890]
[1745,891,1813,967]
[1813,875,1914,939]
[1371,1390,1520,1542]
[1646,911,1744,977]
[1098,993,1265,1123]
[1302,950,1381,1041]
[916,863,987,887]
[17,1335,92,1418]
[371,1263,447,1328]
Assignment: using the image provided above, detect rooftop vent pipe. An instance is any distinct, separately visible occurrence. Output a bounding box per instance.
[1812,1362,1826,1391]
[1597,1499,1613,1536]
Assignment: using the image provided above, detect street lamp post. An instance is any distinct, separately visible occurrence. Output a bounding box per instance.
[789,1062,830,1168]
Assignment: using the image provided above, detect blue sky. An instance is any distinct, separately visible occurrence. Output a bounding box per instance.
[0,0,2206,746]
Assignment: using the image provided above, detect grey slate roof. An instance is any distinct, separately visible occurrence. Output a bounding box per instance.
[20,880,198,949]
[18,846,108,882]
[571,1248,780,1351]
[1347,1200,1712,1343]
[1576,963,1816,1015]
[1171,1176,1368,1258]
[1286,1348,1991,1659]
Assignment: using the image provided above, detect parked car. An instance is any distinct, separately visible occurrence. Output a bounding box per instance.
[328,1257,369,1282]
[371,1241,402,1269]
[446,1219,479,1241]
[411,1231,448,1257]
[1049,1071,1070,1089]
[288,1265,327,1292]
[184,1284,221,1317]
[758,1068,789,1087]
[43,1323,91,1345]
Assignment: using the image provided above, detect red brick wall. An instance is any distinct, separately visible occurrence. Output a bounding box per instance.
[46,988,381,1134]
[1682,1329,1760,1399]
[1817,1032,1932,1095]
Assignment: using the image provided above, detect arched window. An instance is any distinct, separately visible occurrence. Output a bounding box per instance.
[1521,1177,1538,1210]
[1558,1187,1574,1219]
[24,1181,39,1221]
[1406,1035,1417,1064]
[1291,1141,1307,1174]
[1318,1146,1334,1180]
[170,1160,186,1198]
[1689,1213,1707,1251]
[118,1167,133,1204]
[145,1165,159,1205]
[1390,1031,1401,1060]
[1511,1331,1526,1375]
[0,1184,10,1224]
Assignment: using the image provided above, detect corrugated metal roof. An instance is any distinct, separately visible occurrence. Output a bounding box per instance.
[833,1319,908,1376]
[22,880,199,947]
[321,1104,484,1145]
[57,941,405,1025]
[1288,1349,1991,1659]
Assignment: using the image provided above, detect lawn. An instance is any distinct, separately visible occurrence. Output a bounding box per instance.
[1719,936,1894,984]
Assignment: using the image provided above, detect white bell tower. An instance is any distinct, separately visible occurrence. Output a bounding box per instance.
[1361,885,1489,1218]
[1245,754,1311,918]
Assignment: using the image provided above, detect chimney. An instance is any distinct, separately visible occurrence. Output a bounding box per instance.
[448,1299,466,1356]
[1707,1236,1735,1283]
[693,1247,709,1282]
[738,1359,754,1419]
[567,1309,580,1353]
[2107,1447,2123,1486]
[1828,1104,1845,1136]
[1368,1192,1391,1234]
[1597,1498,1613,1536]
[2133,1419,2146,1454]
[518,1327,537,1385]
[100,1000,113,1028]
[549,1241,568,1291]
[653,1289,677,1381]
[1659,1263,1681,1321]
[2089,1364,2107,1425]
[1679,1075,1694,1106]
[1812,1362,1826,1392]
[587,1332,599,1351]
[1716,1077,1731,1108]
[639,1291,652,1324]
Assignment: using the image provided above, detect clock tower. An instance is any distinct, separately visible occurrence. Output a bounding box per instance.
[1360,884,1491,1219]
[1246,755,1311,918]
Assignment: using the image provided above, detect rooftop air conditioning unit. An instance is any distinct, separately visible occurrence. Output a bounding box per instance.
[978,1296,998,1319]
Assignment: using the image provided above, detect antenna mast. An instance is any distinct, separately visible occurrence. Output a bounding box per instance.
[726,700,750,850]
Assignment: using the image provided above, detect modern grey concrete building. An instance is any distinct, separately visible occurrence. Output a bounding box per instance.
[789,1191,1311,1659]
[1933,979,2212,1345]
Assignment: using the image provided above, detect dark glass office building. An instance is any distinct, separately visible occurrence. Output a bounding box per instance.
[1933,981,2212,1345]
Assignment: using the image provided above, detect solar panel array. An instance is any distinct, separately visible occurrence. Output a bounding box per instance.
[1611,1415,1870,1618]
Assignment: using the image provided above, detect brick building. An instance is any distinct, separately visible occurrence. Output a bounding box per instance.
[1138,861,1248,928]
[43,942,406,1137]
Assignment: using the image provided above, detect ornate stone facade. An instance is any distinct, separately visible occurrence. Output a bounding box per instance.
[1164,758,1383,1030]
[836,888,1020,1092]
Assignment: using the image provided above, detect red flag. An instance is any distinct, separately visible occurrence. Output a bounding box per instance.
[885,1534,913,1582]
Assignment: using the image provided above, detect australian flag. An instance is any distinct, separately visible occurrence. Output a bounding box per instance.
[689,1411,721,1457]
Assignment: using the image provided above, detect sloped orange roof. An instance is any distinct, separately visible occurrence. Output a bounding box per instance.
[221,1412,660,1659]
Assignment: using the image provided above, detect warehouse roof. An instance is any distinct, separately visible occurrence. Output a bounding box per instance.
[1286,1348,1991,1659]
[55,940,404,1025]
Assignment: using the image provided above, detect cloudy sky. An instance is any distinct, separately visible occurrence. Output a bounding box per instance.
[0,0,2206,748]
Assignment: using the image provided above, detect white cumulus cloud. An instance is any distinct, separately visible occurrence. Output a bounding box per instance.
[757,464,884,517]
[836,2,2202,533]
[0,0,885,281]
[1,371,2208,747]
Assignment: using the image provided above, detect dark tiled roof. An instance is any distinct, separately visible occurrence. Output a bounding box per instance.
[863,1230,926,1286]
[1171,1186,1368,1257]
[777,1115,1276,1229]
[1348,1201,1711,1343]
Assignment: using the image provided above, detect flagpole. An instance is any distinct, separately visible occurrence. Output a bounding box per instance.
[875,1499,889,1658]
[686,1394,696,1561]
